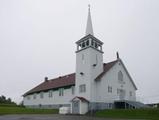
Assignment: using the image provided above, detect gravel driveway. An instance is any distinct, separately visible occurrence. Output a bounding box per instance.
[0,114,145,120]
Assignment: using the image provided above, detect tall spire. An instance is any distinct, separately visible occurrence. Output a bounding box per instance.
[85,4,94,36]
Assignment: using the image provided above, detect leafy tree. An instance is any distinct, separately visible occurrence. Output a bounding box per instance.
[0,95,16,105]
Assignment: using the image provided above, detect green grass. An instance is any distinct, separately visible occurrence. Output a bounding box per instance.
[0,106,58,115]
[95,108,159,120]
[0,103,18,107]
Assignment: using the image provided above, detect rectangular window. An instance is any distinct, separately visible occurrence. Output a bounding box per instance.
[108,86,112,93]
[49,90,53,98]
[27,95,30,100]
[130,91,132,96]
[72,86,75,95]
[79,84,86,93]
[33,93,36,99]
[59,88,64,96]
[40,92,44,99]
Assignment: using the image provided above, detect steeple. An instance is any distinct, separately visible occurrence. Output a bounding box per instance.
[85,5,94,36]
[76,5,103,53]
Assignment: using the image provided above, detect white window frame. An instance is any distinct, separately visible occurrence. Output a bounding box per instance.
[79,84,86,93]
[48,90,53,98]
[108,86,112,93]
[71,86,75,95]
[118,71,124,83]
[40,92,44,99]
[59,88,64,96]
[27,95,30,100]
[33,93,36,99]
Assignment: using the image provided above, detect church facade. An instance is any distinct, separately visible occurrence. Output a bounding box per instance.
[23,7,137,114]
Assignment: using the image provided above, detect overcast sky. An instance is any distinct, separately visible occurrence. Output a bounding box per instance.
[0,0,159,104]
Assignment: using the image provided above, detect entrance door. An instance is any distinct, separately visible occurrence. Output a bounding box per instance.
[119,89,126,100]
[72,101,79,114]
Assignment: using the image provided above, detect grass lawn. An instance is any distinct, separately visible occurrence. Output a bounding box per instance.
[95,108,159,120]
[0,106,58,115]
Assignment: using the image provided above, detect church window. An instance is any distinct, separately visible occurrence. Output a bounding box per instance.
[40,92,44,99]
[72,86,75,95]
[49,90,53,98]
[82,42,85,48]
[33,94,36,99]
[27,96,30,100]
[118,71,123,82]
[108,86,112,93]
[130,91,132,96]
[86,40,89,46]
[79,84,86,93]
[59,88,64,96]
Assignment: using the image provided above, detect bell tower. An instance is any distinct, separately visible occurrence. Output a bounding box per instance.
[75,5,104,102]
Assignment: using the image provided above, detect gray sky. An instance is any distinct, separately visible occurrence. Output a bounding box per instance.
[0,0,159,104]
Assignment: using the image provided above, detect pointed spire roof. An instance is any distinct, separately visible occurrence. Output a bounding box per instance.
[85,5,94,36]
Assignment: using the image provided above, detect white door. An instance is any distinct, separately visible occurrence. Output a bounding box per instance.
[72,101,80,114]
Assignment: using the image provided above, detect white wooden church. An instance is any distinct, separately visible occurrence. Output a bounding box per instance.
[23,7,145,114]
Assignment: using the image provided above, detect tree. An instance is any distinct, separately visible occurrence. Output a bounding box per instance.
[0,95,16,105]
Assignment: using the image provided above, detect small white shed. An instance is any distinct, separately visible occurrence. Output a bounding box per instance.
[71,96,89,114]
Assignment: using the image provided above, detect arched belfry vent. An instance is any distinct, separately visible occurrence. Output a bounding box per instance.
[86,5,94,36]
[76,35,103,53]
[76,5,103,53]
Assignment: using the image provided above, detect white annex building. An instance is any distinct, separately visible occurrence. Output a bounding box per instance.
[23,7,145,114]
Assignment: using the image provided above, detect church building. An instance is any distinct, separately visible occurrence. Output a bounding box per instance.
[23,7,141,114]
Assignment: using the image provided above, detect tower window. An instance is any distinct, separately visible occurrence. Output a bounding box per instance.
[79,84,86,93]
[108,86,112,93]
[72,86,75,95]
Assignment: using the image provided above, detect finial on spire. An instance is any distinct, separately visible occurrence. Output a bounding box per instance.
[85,4,94,36]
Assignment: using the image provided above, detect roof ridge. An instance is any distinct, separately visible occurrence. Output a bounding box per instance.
[24,60,119,96]
[104,59,118,65]
[49,73,75,81]
[96,60,118,80]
